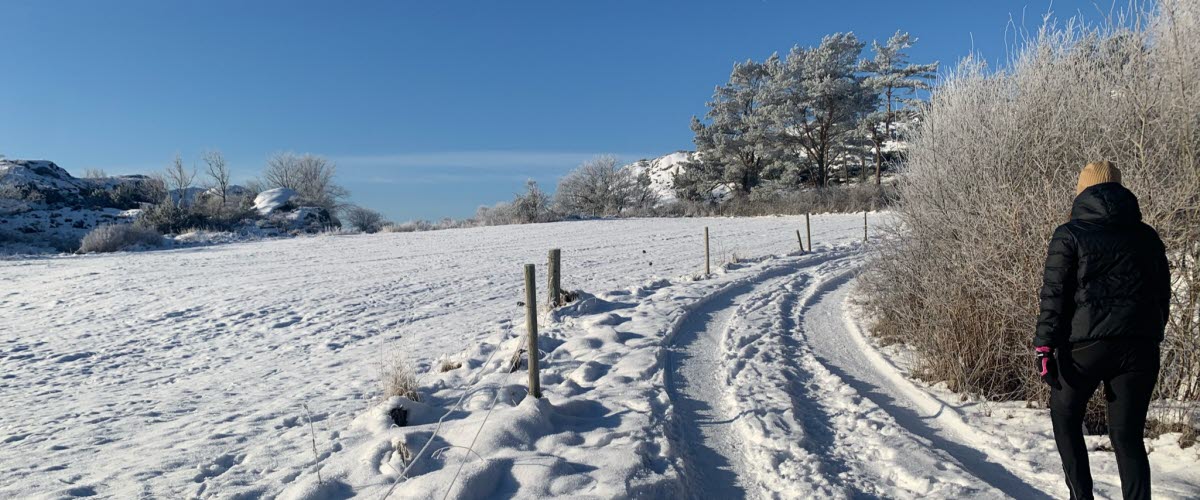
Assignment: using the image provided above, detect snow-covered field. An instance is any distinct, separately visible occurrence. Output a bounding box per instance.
[2,215,1196,499]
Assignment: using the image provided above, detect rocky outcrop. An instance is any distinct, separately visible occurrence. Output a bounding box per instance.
[0,159,156,209]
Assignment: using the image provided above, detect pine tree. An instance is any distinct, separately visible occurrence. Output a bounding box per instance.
[678,57,779,199]
[765,33,875,188]
[861,31,938,185]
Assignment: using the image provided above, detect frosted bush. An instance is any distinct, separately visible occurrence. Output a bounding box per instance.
[860,0,1200,414]
[78,224,164,253]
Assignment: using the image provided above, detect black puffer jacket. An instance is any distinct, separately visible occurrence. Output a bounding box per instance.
[1033,183,1171,348]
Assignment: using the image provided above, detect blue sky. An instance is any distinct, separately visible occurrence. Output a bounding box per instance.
[0,0,1120,220]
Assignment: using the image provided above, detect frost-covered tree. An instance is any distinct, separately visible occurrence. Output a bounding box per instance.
[511,179,553,223]
[765,33,875,188]
[555,155,657,217]
[679,57,780,199]
[263,152,348,212]
[861,31,938,184]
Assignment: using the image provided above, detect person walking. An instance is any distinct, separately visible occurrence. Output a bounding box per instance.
[1033,161,1171,499]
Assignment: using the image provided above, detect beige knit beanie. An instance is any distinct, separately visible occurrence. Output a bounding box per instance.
[1076,161,1122,195]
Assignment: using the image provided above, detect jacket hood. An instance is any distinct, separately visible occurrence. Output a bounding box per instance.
[1070,182,1142,223]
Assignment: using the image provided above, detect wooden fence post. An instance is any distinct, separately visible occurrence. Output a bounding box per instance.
[863,211,868,244]
[796,229,804,253]
[805,213,812,252]
[704,226,711,275]
[524,264,541,399]
[547,248,561,309]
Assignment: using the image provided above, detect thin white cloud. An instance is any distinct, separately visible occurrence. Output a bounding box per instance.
[334,150,657,170]
[363,172,532,185]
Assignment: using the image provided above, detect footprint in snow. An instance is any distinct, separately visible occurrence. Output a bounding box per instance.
[63,486,97,497]
[53,352,94,363]
[192,453,243,482]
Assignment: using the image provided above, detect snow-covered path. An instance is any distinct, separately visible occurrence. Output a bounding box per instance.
[802,275,1056,499]
[666,250,1001,498]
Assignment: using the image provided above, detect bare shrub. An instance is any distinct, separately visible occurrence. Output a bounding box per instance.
[0,183,46,213]
[136,202,206,234]
[474,202,517,226]
[79,224,164,253]
[343,205,384,233]
[104,181,160,210]
[381,220,431,233]
[377,222,405,233]
[859,0,1200,427]
[201,150,232,208]
[433,217,468,230]
[82,168,108,179]
[164,154,196,207]
[1147,417,1197,448]
[380,358,421,402]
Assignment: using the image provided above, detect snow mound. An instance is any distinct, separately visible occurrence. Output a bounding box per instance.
[253,188,297,215]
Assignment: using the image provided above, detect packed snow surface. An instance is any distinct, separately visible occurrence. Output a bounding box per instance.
[1,215,1196,499]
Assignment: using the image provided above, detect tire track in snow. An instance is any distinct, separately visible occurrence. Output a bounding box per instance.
[665,279,756,498]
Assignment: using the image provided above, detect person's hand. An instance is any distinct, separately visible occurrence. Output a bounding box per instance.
[1035,346,1061,390]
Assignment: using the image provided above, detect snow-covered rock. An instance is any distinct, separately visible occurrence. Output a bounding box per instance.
[622,151,696,203]
[202,185,250,200]
[252,188,297,215]
[172,185,251,207]
[0,159,151,206]
[0,159,157,253]
[168,187,206,207]
[0,160,83,193]
[279,206,334,232]
[623,151,731,203]
[250,188,333,232]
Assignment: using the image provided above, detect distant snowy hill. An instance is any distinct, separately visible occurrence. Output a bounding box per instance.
[622,151,695,203]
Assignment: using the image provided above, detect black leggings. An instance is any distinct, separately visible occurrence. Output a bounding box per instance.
[1050,338,1160,500]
